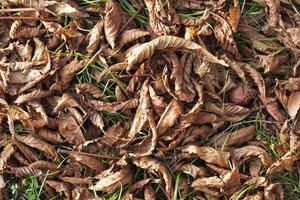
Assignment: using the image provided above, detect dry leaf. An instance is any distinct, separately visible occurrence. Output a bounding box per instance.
[181,144,230,168]
[104,0,122,49]
[15,134,58,161]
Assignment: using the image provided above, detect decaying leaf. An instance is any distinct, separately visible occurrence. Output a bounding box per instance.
[89,164,133,193]
[15,134,58,161]
[133,157,173,199]
[126,35,228,70]
[157,99,183,135]
[104,0,122,49]
[181,144,230,168]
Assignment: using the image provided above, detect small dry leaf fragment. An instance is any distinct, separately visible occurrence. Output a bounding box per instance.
[157,99,183,135]
[181,144,229,168]
[15,135,58,161]
[104,0,122,49]
[0,144,14,171]
[287,92,300,119]
[89,164,133,193]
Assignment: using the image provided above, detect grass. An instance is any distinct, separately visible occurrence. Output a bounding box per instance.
[7,176,56,200]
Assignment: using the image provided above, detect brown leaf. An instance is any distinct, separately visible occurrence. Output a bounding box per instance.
[181,145,229,168]
[89,164,133,192]
[38,128,65,144]
[127,80,151,138]
[264,183,284,200]
[14,89,51,104]
[57,114,85,146]
[87,20,104,54]
[118,29,150,47]
[69,152,105,173]
[46,180,71,200]
[177,163,208,178]
[157,99,184,135]
[228,84,256,105]
[52,59,88,91]
[232,145,272,167]
[122,179,158,200]
[29,160,59,171]
[210,125,255,147]
[266,151,297,177]
[59,177,91,185]
[228,0,241,32]
[15,134,58,161]
[126,35,228,70]
[86,98,138,112]
[149,85,168,115]
[133,157,173,200]
[104,0,122,49]
[0,144,14,172]
[75,83,103,99]
[287,92,300,119]
[9,166,42,177]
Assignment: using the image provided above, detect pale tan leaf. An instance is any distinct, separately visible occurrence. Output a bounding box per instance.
[128,80,150,138]
[181,145,230,168]
[89,165,132,192]
[126,35,228,70]
[104,0,122,49]
[87,20,104,54]
[287,92,300,119]
[157,99,183,135]
[14,89,51,104]
[118,29,150,47]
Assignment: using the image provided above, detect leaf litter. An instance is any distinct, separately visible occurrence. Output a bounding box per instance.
[0,0,300,199]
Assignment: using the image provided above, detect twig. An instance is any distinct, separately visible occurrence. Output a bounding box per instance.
[58,149,120,160]
[0,16,60,22]
[0,8,38,12]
